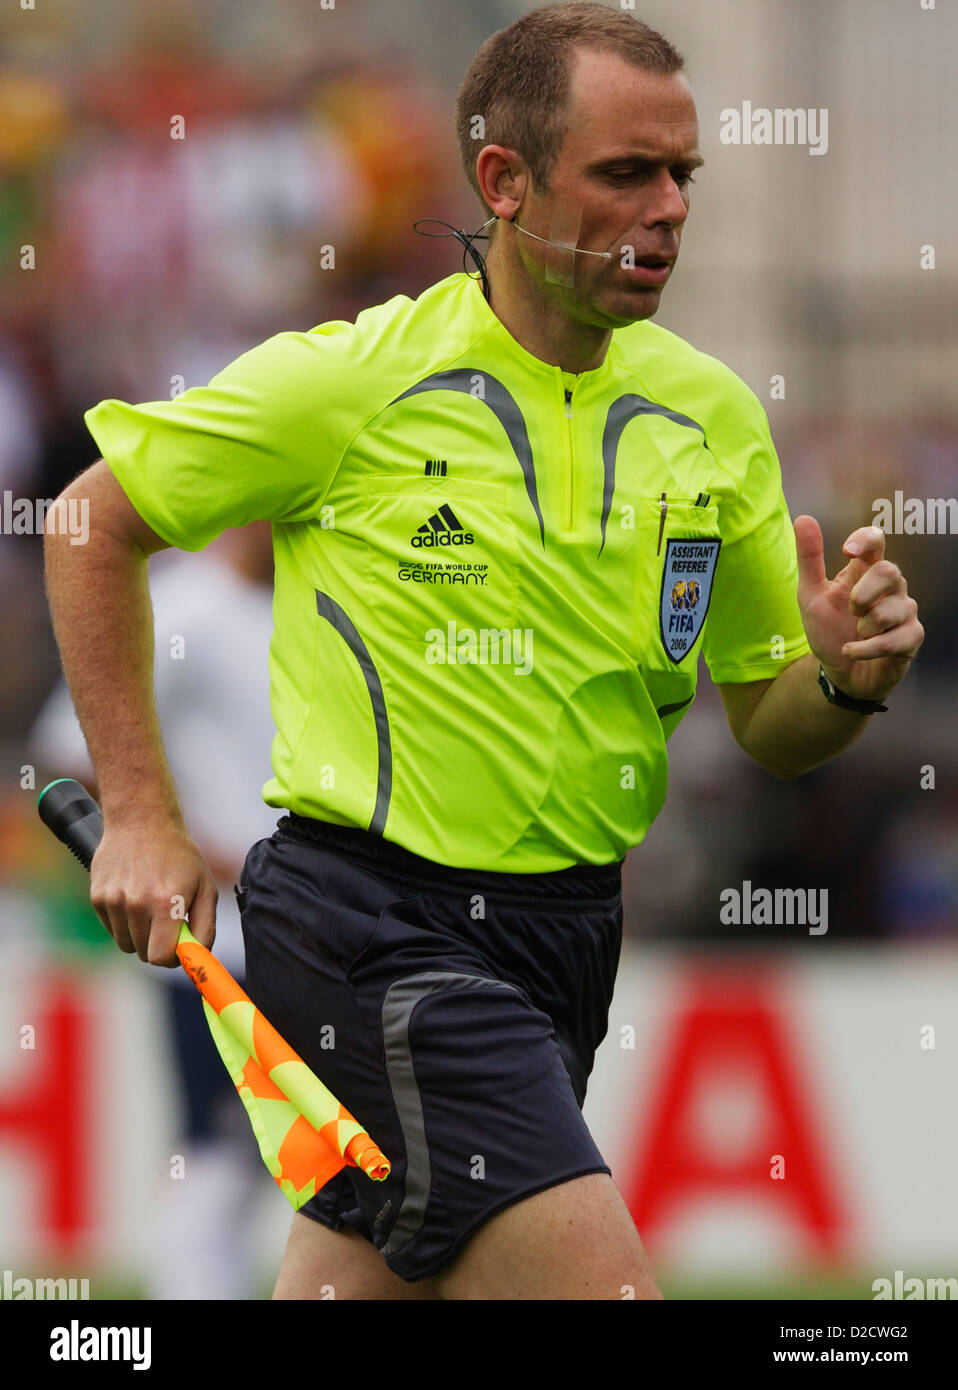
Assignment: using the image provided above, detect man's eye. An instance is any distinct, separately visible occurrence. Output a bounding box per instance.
[605,169,696,187]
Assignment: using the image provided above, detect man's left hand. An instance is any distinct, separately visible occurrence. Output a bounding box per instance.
[793,515,924,703]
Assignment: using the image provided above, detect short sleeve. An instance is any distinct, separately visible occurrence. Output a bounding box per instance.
[701,388,813,683]
[84,326,357,552]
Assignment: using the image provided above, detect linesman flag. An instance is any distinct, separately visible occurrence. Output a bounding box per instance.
[38,778,391,1209]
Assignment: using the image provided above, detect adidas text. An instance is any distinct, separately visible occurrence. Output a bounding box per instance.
[411,530,474,548]
[411,504,474,548]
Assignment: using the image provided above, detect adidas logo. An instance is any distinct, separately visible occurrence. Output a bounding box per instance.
[410,504,475,548]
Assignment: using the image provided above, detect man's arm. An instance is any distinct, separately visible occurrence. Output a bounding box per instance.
[718,656,870,780]
[43,459,219,964]
[45,460,176,818]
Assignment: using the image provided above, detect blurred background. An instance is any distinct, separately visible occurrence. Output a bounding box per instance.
[0,0,955,1299]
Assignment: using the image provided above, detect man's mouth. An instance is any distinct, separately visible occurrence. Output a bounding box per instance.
[623,256,673,285]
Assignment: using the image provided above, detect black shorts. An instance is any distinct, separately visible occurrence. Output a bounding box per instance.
[237,813,624,1283]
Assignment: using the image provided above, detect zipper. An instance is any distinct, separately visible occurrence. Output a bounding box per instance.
[561,381,575,532]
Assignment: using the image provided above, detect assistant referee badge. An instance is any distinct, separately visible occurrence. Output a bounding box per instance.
[658,537,721,663]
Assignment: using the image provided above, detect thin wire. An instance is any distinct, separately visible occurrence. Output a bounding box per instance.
[412,215,497,302]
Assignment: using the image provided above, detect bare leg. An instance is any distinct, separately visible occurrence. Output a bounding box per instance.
[433,1173,663,1300]
[272,1213,443,1300]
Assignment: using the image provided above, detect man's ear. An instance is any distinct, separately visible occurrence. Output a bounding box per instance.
[476,145,527,223]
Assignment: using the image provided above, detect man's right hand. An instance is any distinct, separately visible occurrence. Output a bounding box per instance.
[90,817,218,967]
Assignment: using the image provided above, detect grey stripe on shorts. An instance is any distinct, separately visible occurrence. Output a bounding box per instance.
[379,969,524,1258]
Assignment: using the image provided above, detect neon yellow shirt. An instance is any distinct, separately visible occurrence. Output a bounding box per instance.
[85,271,812,871]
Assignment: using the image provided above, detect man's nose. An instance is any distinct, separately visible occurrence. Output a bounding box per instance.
[642,169,690,227]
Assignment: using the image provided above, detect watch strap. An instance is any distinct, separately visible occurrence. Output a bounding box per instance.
[818,664,888,714]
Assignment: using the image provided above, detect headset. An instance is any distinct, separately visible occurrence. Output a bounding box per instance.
[413,210,613,301]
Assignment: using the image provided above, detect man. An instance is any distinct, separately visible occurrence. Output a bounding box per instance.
[44,4,923,1300]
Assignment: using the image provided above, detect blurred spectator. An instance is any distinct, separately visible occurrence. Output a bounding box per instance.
[28,522,287,1299]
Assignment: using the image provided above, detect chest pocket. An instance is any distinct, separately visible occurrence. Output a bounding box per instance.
[633,496,723,730]
[359,476,520,646]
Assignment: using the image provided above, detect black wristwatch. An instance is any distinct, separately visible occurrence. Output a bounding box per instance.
[817,664,888,714]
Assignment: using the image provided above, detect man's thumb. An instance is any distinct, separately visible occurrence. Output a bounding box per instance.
[793,514,827,598]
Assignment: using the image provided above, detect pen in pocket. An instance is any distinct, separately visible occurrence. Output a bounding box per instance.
[657,491,668,555]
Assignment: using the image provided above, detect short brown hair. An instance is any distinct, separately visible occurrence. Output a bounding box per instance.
[455,2,685,228]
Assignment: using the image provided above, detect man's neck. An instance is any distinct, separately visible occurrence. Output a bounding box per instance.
[484,238,613,375]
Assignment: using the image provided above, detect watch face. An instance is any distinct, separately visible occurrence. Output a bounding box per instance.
[819,670,846,704]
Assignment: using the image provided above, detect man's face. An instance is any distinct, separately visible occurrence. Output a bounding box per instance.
[516,49,702,328]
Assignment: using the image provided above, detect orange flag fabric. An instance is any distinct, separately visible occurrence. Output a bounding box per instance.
[175,922,390,1209]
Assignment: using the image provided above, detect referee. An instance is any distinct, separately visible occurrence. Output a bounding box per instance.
[44,4,923,1300]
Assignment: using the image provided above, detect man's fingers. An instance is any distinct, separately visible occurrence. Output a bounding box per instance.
[90,879,136,952]
[126,899,167,963]
[93,883,209,966]
[87,828,218,968]
[856,595,917,639]
[842,617,924,661]
[843,524,885,559]
[185,878,218,952]
[848,559,905,615]
[146,911,186,968]
[100,903,136,954]
[832,527,893,597]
